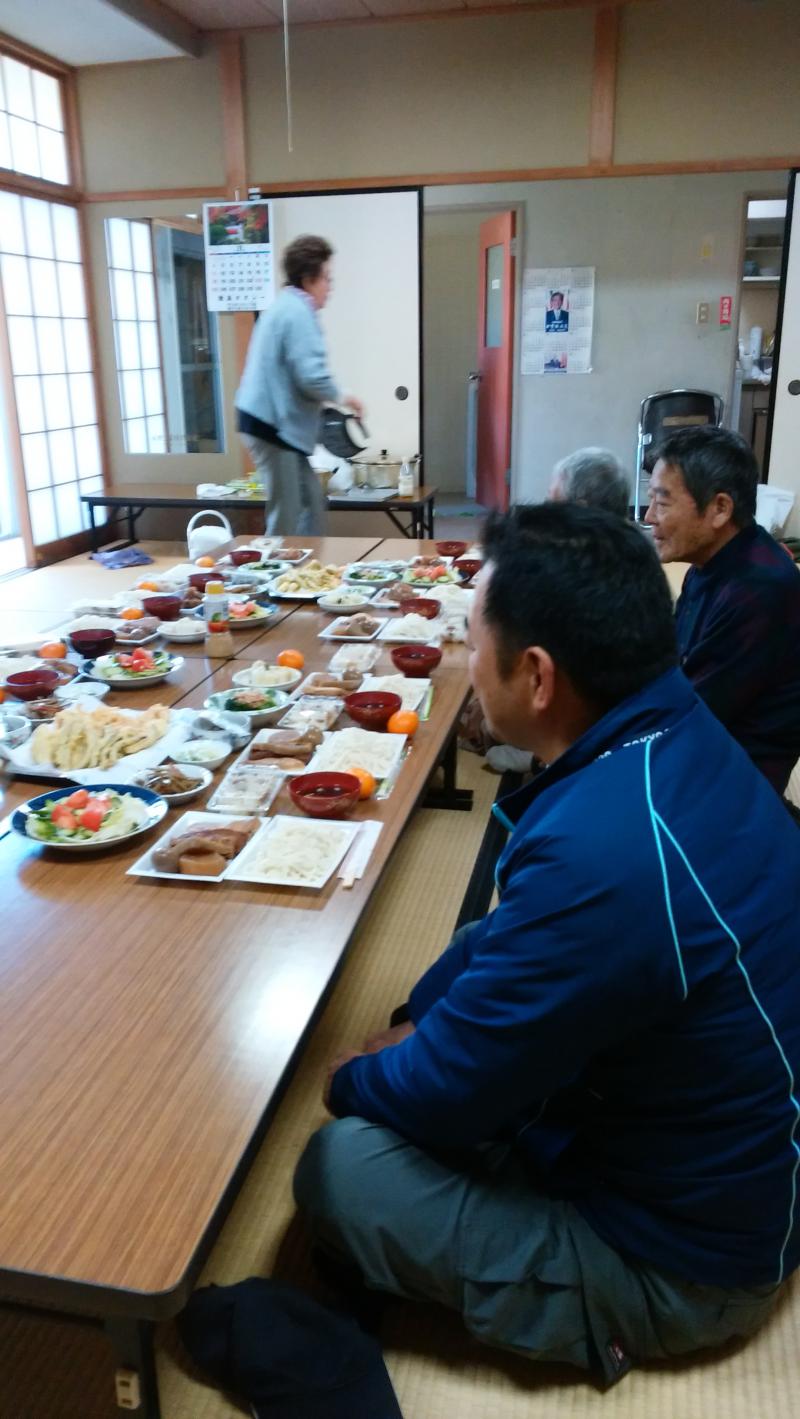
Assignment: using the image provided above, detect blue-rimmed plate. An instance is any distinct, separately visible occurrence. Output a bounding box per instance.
[13,782,168,852]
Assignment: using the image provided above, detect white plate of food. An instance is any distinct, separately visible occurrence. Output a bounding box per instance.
[401,565,462,588]
[158,617,207,643]
[114,619,161,646]
[266,545,312,564]
[226,814,359,890]
[127,811,263,882]
[207,763,286,816]
[91,648,183,688]
[328,643,381,673]
[227,599,277,629]
[3,700,186,784]
[14,782,167,852]
[342,565,401,590]
[306,726,407,782]
[204,687,291,728]
[277,696,343,732]
[236,725,323,774]
[294,669,363,699]
[377,613,443,645]
[358,674,431,714]
[134,762,213,803]
[268,561,342,599]
[317,586,377,614]
[318,614,387,642]
[372,584,418,608]
[230,661,304,691]
[172,737,232,770]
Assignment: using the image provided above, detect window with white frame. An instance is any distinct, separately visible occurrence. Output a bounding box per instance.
[0,191,103,545]
[105,218,167,454]
[0,54,68,185]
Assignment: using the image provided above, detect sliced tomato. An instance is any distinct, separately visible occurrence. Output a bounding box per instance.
[82,795,111,816]
[116,653,134,669]
[51,805,78,830]
[77,806,106,832]
[64,789,89,808]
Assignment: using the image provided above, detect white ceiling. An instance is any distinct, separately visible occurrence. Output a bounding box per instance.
[0,0,197,65]
[0,0,577,67]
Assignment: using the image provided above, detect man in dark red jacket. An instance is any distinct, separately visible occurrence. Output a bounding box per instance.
[646,425,800,794]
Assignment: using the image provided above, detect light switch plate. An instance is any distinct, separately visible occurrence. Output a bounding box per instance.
[696,302,710,324]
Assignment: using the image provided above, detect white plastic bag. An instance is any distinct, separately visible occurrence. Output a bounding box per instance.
[756,486,795,536]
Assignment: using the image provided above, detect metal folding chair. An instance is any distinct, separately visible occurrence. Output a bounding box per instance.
[634,389,724,520]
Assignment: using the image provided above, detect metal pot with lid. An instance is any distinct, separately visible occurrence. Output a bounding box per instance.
[352,449,403,489]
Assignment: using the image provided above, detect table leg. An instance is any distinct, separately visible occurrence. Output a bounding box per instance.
[385,509,410,539]
[104,1317,161,1417]
[426,496,435,538]
[424,732,473,811]
[88,500,98,552]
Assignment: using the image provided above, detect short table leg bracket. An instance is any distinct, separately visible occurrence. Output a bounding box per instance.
[105,1317,161,1417]
[424,733,473,811]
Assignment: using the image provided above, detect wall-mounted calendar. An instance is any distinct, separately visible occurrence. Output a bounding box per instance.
[203,200,275,312]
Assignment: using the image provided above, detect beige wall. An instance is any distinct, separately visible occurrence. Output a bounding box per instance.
[77,51,226,192]
[242,12,593,184]
[426,170,788,504]
[74,3,800,198]
[616,0,800,165]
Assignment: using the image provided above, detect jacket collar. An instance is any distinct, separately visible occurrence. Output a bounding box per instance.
[495,667,697,828]
[690,521,759,583]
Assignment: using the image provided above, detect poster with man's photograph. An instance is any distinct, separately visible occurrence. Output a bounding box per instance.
[520,267,594,375]
[545,290,570,334]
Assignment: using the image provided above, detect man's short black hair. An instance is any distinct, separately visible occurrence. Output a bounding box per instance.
[482,503,677,712]
[653,426,758,527]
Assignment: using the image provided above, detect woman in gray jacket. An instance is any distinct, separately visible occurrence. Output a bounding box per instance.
[236,235,363,535]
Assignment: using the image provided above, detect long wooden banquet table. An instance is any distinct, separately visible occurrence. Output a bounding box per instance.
[0,536,474,1417]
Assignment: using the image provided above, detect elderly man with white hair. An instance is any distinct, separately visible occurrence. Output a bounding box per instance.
[472,448,631,771]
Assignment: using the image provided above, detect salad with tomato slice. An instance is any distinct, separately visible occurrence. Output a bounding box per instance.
[25,788,149,843]
[229,600,265,621]
[97,648,171,679]
[401,566,460,587]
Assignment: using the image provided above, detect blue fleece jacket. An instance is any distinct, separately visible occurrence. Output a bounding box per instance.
[235,287,339,455]
[330,669,800,1289]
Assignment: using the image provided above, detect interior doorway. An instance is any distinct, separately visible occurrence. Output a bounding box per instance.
[423,204,519,516]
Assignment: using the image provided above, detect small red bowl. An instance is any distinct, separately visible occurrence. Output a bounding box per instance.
[4,668,60,701]
[141,594,182,621]
[68,628,117,658]
[188,570,229,591]
[398,596,440,620]
[390,644,443,677]
[230,547,262,567]
[435,540,468,558]
[453,558,482,583]
[344,690,402,730]
[289,771,361,819]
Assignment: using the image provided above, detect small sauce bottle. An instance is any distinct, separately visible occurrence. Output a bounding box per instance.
[203,579,234,659]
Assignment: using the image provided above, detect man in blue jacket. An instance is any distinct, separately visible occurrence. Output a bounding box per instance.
[295,503,800,1383]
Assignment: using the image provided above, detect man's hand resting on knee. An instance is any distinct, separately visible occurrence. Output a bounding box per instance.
[323,1022,416,1111]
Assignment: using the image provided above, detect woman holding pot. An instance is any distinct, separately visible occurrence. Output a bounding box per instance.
[236,234,364,536]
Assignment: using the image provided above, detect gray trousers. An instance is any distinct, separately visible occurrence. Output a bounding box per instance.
[240,433,326,537]
[294,1117,780,1384]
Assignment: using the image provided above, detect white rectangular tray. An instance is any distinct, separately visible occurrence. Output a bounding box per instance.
[329,644,381,673]
[236,728,325,773]
[267,574,338,601]
[318,616,387,642]
[226,814,359,890]
[206,764,286,816]
[127,810,267,883]
[359,674,431,713]
[305,726,407,782]
[376,620,442,645]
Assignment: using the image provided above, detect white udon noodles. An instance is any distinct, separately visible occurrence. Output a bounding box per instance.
[248,820,352,883]
[310,727,403,778]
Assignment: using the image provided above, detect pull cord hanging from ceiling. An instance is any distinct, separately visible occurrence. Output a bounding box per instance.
[283,0,293,153]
